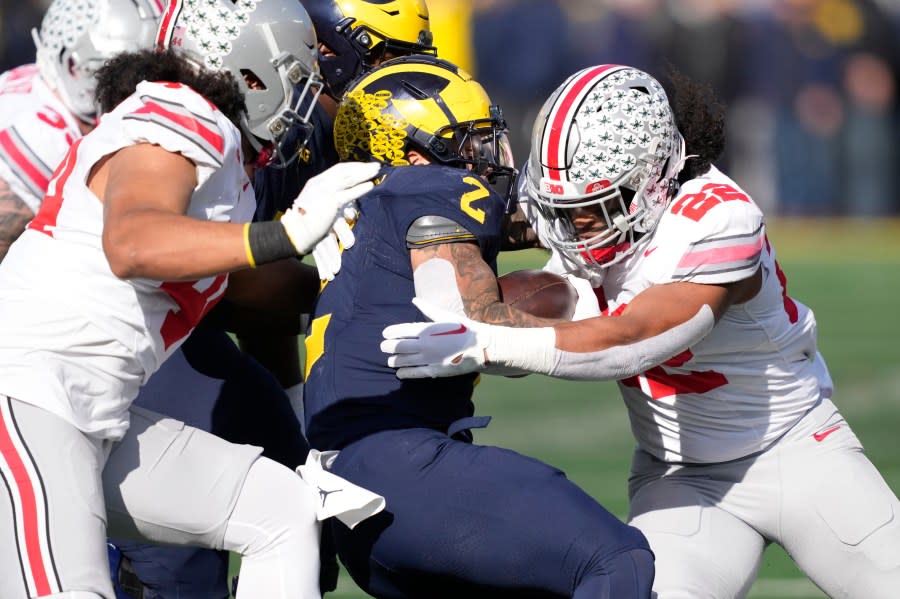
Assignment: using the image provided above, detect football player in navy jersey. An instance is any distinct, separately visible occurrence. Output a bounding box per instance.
[302,54,654,599]
[247,0,437,429]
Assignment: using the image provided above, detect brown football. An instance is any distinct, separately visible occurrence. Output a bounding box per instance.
[497,269,578,320]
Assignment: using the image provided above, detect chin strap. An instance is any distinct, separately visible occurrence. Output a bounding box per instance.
[665,133,694,198]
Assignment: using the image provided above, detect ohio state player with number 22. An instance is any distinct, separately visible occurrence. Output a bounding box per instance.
[383,64,900,597]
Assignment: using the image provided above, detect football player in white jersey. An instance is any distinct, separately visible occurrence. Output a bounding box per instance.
[381,65,900,598]
[0,0,165,260]
[0,0,308,596]
[0,0,385,598]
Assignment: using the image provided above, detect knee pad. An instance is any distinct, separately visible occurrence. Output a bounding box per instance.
[223,457,318,557]
[222,458,321,598]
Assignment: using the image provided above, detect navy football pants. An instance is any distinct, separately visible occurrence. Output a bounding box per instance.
[328,427,654,599]
[108,321,309,598]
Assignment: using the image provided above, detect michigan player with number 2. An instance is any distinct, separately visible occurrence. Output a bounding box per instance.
[382,65,900,598]
[250,0,438,424]
[303,55,654,599]
[0,0,385,596]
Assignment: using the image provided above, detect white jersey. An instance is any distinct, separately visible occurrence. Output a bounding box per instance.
[557,167,833,463]
[0,64,83,213]
[0,81,255,440]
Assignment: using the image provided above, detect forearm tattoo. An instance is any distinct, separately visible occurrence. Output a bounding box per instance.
[0,179,35,263]
[448,242,559,328]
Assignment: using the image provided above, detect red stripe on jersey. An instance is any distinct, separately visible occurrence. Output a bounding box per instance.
[156,0,182,49]
[0,129,50,193]
[28,138,83,236]
[0,65,38,95]
[132,101,224,156]
[0,402,53,596]
[676,237,764,269]
[545,65,619,180]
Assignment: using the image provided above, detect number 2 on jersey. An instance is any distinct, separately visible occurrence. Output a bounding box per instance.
[459,176,489,224]
[622,349,728,400]
[670,182,749,222]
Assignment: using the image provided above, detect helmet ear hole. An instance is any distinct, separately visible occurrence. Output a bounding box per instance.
[667,178,680,198]
[241,69,267,91]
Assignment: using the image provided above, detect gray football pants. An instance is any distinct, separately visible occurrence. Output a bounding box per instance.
[628,397,900,598]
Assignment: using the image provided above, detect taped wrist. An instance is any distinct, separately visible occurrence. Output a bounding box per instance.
[244,222,298,267]
[485,326,558,374]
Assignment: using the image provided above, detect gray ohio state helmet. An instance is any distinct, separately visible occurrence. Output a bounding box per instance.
[32,0,164,124]
[156,0,323,166]
[526,65,685,270]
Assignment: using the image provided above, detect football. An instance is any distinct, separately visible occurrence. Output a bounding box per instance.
[497,269,578,320]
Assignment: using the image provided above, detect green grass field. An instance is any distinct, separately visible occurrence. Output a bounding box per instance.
[242,218,900,599]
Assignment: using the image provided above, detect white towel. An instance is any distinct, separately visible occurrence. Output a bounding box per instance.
[296,449,386,529]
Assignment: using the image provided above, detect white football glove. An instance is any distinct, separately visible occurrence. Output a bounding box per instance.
[280,161,380,255]
[311,205,357,281]
[380,297,491,379]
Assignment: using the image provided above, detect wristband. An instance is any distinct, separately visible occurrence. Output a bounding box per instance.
[244,222,297,267]
[486,326,557,374]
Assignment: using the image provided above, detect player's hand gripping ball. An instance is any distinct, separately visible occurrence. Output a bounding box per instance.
[497,270,578,320]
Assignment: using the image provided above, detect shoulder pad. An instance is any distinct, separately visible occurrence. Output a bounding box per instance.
[119,81,230,169]
[407,214,476,249]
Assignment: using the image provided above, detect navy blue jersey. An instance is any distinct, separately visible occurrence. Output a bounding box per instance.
[304,165,506,450]
[253,100,338,221]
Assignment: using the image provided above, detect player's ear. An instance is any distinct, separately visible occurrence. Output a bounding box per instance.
[406,150,431,165]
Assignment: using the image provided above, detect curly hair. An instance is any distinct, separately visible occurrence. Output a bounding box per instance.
[666,68,726,183]
[94,48,246,127]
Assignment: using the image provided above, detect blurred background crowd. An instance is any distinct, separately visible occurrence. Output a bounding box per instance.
[2,0,899,216]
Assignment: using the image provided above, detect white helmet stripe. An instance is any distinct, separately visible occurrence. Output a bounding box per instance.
[156,0,184,50]
[541,64,624,181]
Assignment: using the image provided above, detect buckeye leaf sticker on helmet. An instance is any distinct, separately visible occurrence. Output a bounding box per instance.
[525,65,686,270]
[156,0,323,167]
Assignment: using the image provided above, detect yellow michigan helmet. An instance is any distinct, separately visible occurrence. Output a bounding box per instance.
[305,0,436,97]
[333,55,517,204]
